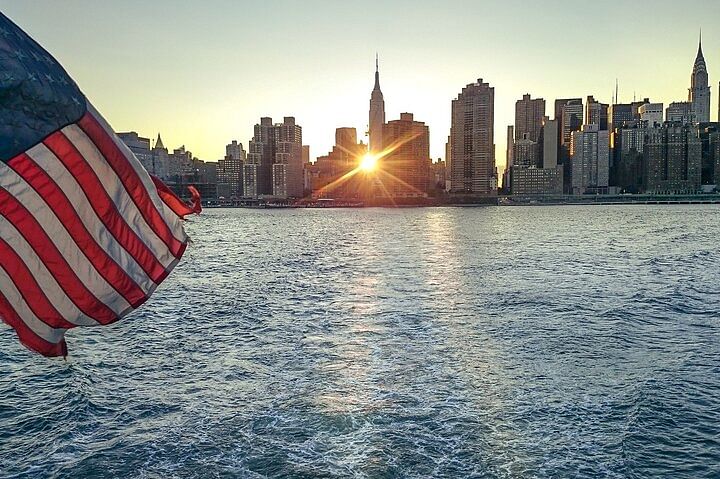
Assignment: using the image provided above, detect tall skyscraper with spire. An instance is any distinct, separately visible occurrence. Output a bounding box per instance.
[689,32,711,123]
[369,55,385,154]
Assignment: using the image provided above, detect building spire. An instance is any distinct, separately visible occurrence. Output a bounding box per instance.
[374,53,381,91]
[154,133,165,150]
[698,28,703,56]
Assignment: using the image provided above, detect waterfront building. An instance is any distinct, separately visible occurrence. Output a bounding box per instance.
[381,113,431,199]
[689,35,711,123]
[513,135,539,168]
[444,136,451,191]
[644,124,701,194]
[431,160,447,193]
[118,131,154,174]
[217,140,245,198]
[699,124,720,186]
[503,125,514,192]
[244,117,303,199]
[612,124,647,193]
[272,117,303,198]
[151,134,171,181]
[449,79,496,195]
[586,96,609,130]
[667,102,697,124]
[515,94,546,142]
[313,128,367,199]
[510,117,563,196]
[369,55,385,155]
[510,167,563,196]
[712,129,720,189]
[638,103,664,128]
[570,124,610,195]
[244,117,274,198]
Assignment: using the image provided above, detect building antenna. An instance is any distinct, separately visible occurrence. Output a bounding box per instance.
[615,79,619,105]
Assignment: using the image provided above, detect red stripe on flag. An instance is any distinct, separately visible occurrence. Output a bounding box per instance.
[152,176,202,218]
[9,154,148,309]
[43,133,169,284]
[0,291,67,357]
[0,187,118,325]
[0,237,78,329]
[78,113,185,257]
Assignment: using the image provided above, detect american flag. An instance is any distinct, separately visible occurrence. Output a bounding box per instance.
[0,12,200,357]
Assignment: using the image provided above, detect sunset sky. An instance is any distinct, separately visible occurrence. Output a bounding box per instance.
[2,0,718,169]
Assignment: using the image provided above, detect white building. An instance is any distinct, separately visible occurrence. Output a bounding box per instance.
[638,103,664,128]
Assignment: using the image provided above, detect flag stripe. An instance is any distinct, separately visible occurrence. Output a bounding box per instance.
[78,112,186,257]
[0,238,78,329]
[0,166,132,317]
[43,131,172,281]
[8,153,148,308]
[0,187,126,324]
[0,291,67,357]
[0,267,67,345]
[92,106,195,235]
[0,215,97,327]
[22,145,158,295]
[61,125,178,268]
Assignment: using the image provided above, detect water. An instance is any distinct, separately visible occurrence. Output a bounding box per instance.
[2,206,720,478]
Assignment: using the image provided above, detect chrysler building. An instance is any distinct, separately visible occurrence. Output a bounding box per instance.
[689,32,711,123]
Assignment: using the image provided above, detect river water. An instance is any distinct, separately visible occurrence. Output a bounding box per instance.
[1,206,720,478]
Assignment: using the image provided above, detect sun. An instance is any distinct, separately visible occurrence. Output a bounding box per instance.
[359,153,378,172]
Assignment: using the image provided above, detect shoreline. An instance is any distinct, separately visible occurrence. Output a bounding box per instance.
[202,195,720,209]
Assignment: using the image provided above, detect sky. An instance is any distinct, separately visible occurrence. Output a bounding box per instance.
[2,0,719,169]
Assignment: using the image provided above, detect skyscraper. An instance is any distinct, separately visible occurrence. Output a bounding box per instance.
[217,140,245,198]
[272,117,303,198]
[586,96,609,130]
[449,79,496,195]
[369,55,385,154]
[554,98,583,146]
[244,117,303,199]
[644,124,701,193]
[381,113,431,199]
[608,103,635,131]
[689,33,711,123]
[570,124,610,195]
[244,117,275,198]
[515,94,546,142]
[612,124,647,193]
[313,128,366,199]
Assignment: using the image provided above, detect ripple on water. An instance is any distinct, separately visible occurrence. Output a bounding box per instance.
[2,206,720,478]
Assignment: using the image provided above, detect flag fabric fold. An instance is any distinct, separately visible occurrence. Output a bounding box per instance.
[0,11,200,357]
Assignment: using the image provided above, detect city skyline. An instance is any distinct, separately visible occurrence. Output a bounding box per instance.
[2,1,719,168]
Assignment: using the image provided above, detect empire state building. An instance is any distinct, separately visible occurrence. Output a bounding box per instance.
[369,55,385,154]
